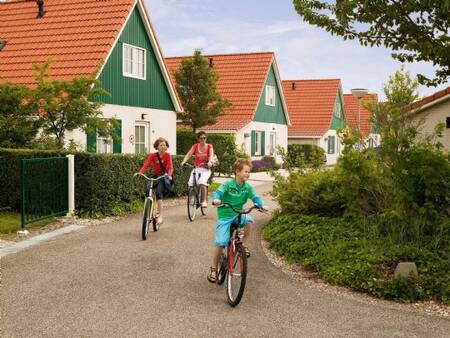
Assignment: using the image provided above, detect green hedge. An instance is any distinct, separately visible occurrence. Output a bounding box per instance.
[264,213,450,304]
[0,148,192,216]
[177,130,237,175]
[286,144,326,168]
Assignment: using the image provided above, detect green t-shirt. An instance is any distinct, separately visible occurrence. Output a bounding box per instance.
[215,179,258,219]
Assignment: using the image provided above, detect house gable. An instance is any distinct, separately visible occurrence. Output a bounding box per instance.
[253,64,288,125]
[330,89,345,130]
[93,6,175,110]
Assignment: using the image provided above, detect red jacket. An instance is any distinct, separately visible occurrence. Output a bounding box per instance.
[139,152,173,176]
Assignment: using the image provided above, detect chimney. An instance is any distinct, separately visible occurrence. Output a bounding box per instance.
[209,57,213,68]
[36,0,45,18]
[291,81,296,90]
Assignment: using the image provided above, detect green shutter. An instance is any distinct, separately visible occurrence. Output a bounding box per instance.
[113,119,122,153]
[261,131,266,156]
[327,136,335,154]
[87,133,96,153]
[251,131,256,156]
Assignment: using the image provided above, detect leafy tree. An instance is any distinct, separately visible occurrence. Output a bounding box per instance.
[173,49,231,133]
[31,60,117,148]
[0,82,40,148]
[292,1,450,86]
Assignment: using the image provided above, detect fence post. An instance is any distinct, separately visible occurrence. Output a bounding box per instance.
[67,155,75,215]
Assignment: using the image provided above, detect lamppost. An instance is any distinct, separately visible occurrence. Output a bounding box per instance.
[351,88,368,150]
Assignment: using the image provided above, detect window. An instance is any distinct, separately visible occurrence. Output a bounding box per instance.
[269,132,276,155]
[255,131,262,155]
[135,124,149,154]
[265,85,275,106]
[96,135,112,154]
[327,135,335,154]
[446,117,450,128]
[123,44,146,79]
[335,102,342,118]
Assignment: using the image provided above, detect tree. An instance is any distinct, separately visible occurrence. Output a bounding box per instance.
[174,49,231,133]
[293,1,450,86]
[0,82,40,148]
[31,60,117,148]
[366,66,420,147]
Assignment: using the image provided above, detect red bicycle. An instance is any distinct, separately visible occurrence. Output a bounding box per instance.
[215,202,264,307]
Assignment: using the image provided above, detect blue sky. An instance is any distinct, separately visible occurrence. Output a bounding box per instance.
[145,0,446,99]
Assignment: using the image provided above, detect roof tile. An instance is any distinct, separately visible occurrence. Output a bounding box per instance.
[166,52,274,131]
[282,79,341,137]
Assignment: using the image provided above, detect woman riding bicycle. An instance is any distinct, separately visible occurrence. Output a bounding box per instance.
[180,131,214,208]
[137,137,173,225]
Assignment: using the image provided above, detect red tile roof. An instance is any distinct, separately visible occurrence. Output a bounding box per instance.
[0,0,135,86]
[343,93,377,137]
[404,85,450,113]
[165,52,276,131]
[282,79,341,137]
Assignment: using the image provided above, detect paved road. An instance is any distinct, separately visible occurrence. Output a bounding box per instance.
[1,183,449,337]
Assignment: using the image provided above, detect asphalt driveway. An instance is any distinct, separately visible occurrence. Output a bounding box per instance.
[1,183,449,337]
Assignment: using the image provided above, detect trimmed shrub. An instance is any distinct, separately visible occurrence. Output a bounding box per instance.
[264,213,450,304]
[0,148,192,216]
[286,144,326,168]
[176,130,237,175]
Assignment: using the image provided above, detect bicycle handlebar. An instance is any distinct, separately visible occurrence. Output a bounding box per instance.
[182,162,209,169]
[134,172,167,181]
[215,202,263,214]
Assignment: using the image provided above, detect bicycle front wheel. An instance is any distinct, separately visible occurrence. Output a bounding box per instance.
[187,187,197,221]
[226,243,247,307]
[216,250,227,285]
[142,198,152,240]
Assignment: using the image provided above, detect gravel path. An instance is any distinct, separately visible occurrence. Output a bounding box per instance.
[1,183,449,337]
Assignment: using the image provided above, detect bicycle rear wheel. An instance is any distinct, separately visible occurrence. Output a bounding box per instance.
[226,243,247,307]
[142,198,151,240]
[187,187,197,221]
[216,250,227,285]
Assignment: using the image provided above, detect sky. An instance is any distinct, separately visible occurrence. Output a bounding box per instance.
[145,0,447,99]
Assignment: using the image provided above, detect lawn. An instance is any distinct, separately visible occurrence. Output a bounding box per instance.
[0,211,21,233]
[0,211,57,235]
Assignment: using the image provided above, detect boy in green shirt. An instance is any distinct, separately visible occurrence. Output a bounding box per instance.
[207,159,267,283]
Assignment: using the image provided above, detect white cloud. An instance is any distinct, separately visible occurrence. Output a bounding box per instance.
[146,0,447,99]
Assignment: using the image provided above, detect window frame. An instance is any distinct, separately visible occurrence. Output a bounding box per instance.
[123,43,146,80]
[135,122,150,154]
[265,85,275,106]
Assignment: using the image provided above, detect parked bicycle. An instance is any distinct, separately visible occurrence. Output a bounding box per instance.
[135,172,167,240]
[214,202,264,307]
[183,162,208,221]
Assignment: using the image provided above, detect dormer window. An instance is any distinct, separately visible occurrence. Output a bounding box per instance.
[265,85,275,106]
[123,43,146,80]
[0,40,6,51]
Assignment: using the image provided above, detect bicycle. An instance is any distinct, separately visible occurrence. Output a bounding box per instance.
[135,172,167,240]
[214,202,264,307]
[183,162,208,221]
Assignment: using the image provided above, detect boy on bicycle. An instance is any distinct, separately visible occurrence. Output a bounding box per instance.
[207,158,266,283]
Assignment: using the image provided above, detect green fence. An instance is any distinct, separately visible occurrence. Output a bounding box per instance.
[21,157,68,228]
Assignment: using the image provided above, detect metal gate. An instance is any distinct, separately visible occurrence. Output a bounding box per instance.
[21,157,68,228]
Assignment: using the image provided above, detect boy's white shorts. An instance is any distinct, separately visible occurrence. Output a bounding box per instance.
[188,167,212,186]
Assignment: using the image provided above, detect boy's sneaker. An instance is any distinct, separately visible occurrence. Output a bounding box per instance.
[201,201,208,208]
[156,216,163,225]
[243,245,250,258]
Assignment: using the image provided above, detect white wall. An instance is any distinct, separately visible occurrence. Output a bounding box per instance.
[318,129,342,165]
[236,121,288,164]
[66,103,177,154]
